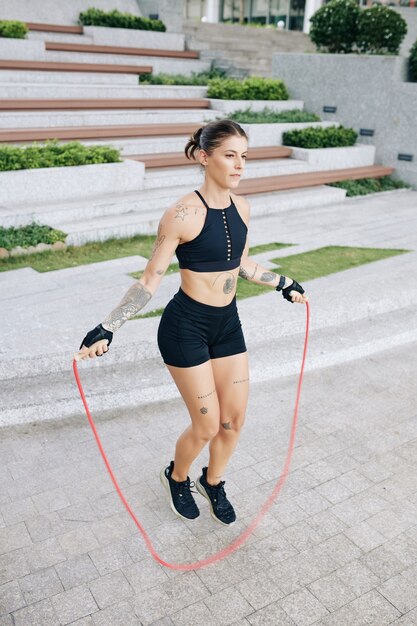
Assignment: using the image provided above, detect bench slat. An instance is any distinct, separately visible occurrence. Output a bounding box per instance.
[45,41,199,59]
[0,60,152,75]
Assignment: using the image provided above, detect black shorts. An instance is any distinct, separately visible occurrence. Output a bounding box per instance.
[157,288,247,368]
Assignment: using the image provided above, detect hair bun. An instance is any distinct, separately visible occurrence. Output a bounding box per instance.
[184,126,204,161]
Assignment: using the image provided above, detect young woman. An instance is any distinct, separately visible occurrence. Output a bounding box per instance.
[77,119,308,526]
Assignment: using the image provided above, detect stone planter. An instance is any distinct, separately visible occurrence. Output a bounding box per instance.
[0,160,145,206]
[288,144,376,169]
[209,99,304,113]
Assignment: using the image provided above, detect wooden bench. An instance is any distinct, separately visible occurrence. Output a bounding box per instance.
[236,165,395,194]
[0,123,201,142]
[45,41,199,59]
[0,60,152,75]
[128,146,293,167]
[0,99,210,111]
[26,22,83,34]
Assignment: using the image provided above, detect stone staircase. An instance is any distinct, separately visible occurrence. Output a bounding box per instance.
[183,21,316,78]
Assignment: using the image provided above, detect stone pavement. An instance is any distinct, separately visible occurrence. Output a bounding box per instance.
[1,187,417,624]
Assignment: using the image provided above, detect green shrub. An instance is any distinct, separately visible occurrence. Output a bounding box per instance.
[0,223,67,250]
[309,0,360,53]
[0,20,28,39]
[0,141,121,172]
[410,39,417,81]
[282,125,357,148]
[225,107,321,124]
[140,66,226,85]
[356,5,407,54]
[207,76,289,100]
[79,8,166,32]
[329,175,410,196]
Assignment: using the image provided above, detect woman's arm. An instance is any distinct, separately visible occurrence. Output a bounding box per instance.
[102,215,180,332]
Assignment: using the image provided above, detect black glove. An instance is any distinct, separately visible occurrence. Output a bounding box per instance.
[79,324,113,351]
[282,280,305,304]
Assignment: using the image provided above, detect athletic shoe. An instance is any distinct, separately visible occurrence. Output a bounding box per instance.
[196,466,236,525]
[160,460,200,520]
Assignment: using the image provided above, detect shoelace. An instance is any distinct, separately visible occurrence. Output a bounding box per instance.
[207,480,231,511]
[176,478,198,503]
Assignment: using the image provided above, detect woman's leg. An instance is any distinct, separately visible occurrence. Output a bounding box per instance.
[207,351,249,485]
[166,360,220,482]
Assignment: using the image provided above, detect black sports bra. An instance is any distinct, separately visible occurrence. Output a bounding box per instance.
[175,190,248,272]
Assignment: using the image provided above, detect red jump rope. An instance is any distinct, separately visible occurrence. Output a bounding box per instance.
[72,300,310,571]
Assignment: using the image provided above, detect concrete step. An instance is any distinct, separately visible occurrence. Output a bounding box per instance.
[141,158,312,190]
[129,146,292,167]
[0,108,218,129]
[0,185,346,232]
[45,40,200,60]
[28,32,93,44]
[1,254,416,426]
[0,83,208,99]
[0,59,152,75]
[0,70,139,85]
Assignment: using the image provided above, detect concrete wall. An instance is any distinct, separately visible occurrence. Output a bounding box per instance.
[396,7,417,58]
[272,53,417,189]
[0,0,143,24]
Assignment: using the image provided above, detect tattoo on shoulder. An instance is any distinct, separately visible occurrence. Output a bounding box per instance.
[174,202,189,221]
[260,271,276,283]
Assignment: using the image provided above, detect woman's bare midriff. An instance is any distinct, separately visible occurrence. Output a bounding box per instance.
[180,267,240,307]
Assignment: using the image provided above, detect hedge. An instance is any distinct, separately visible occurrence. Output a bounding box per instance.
[79,8,166,32]
[309,0,360,54]
[0,223,67,250]
[356,5,407,55]
[282,125,357,148]
[0,141,122,172]
[140,66,226,85]
[207,76,289,100]
[0,20,28,39]
[410,39,417,81]
[226,107,321,124]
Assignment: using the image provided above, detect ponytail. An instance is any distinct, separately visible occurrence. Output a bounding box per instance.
[184,127,204,161]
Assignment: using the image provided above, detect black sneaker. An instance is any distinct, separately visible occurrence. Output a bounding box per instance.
[160,461,200,520]
[196,466,236,526]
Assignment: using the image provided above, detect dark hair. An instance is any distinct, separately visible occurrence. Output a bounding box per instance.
[184,119,248,161]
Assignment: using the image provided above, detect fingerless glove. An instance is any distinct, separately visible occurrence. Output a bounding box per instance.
[79,324,113,350]
[282,279,305,303]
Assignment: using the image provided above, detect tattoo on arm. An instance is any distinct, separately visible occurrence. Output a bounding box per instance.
[260,271,276,283]
[174,202,188,221]
[102,282,152,332]
[150,223,165,260]
[239,263,257,281]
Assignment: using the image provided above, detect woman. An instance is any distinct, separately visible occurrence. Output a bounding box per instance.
[77,119,308,526]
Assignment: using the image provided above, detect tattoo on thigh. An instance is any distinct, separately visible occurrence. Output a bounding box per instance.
[197,389,216,399]
[233,378,249,384]
[222,421,232,430]
[200,407,208,415]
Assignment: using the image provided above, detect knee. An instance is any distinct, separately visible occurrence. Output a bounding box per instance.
[192,420,220,442]
[220,413,246,433]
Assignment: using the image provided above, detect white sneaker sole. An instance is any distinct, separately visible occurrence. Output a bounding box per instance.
[196,477,236,526]
[159,466,199,521]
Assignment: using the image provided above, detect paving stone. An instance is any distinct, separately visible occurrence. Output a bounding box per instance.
[314,478,353,504]
[88,540,133,576]
[194,558,243,594]
[149,618,175,626]
[308,571,357,611]
[251,531,298,566]
[294,490,330,516]
[316,533,362,567]
[91,600,140,625]
[246,600,296,625]
[367,507,416,540]
[23,536,66,572]
[280,587,329,626]
[0,523,32,556]
[235,569,284,610]
[32,487,72,514]
[268,547,337,596]
[89,569,134,609]
[392,607,417,625]
[337,469,373,494]
[0,497,38,526]
[18,566,64,604]
[316,589,401,626]
[377,572,417,614]
[203,586,254,626]
[335,560,381,597]
[305,509,348,540]
[0,550,29,586]
[0,580,25,616]
[90,514,135,546]
[58,526,101,558]
[171,600,220,626]
[345,520,387,552]
[281,519,325,552]
[123,558,168,593]
[11,598,58,626]
[55,554,100,590]
[51,584,98,624]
